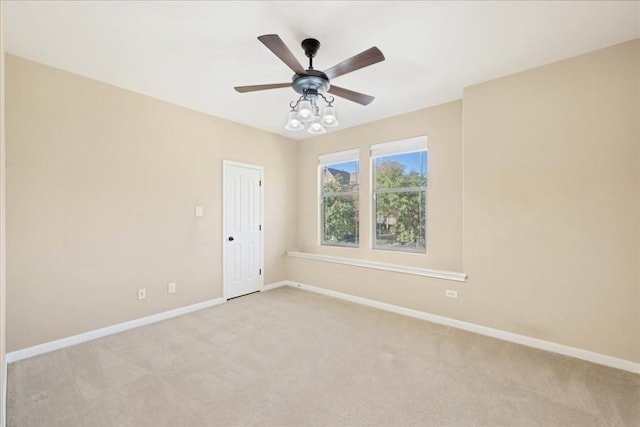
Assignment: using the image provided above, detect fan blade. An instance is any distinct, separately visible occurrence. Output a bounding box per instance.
[234,83,292,93]
[324,47,385,80]
[258,34,306,75]
[328,85,375,106]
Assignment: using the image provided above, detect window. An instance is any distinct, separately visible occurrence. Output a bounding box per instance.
[371,137,427,253]
[319,149,360,247]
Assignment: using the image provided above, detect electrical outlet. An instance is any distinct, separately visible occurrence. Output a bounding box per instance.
[445,289,458,299]
[168,282,176,294]
[138,288,146,300]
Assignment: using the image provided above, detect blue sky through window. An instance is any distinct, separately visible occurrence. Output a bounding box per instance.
[328,151,428,175]
[330,160,359,174]
[376,151,427,175]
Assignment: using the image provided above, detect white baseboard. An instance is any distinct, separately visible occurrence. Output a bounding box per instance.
[6,279,291,364]
[261,281,289,292]
[274,281,640,375]
[8,281,640,375]
[6,297,226,363]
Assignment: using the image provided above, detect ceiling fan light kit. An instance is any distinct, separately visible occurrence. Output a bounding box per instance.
[234,34,385,135]
[288,87,338,133]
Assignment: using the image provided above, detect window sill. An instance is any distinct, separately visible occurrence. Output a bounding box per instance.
[320,242,359,248]
[287,251,467,282]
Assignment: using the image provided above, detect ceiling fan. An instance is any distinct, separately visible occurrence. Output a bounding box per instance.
[234,34,385,133]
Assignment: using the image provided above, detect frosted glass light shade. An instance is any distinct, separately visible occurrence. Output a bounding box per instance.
[321,106,339,127]
[296,100,314,122]
[285,111,304,131]
[307,118,326,135]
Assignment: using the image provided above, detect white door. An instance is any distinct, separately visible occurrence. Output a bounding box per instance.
[223,161,263,299]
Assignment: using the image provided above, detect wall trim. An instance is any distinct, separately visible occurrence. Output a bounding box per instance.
[8,279,639,375]
[268,280,640,375]
[6,297,226,363]
[287,251,467,282]
[261,281,289,292]
[6,279,289,364]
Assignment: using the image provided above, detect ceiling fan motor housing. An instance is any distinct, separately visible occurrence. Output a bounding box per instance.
[292,70,330,95]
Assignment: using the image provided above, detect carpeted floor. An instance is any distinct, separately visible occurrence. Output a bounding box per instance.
[7,286,640,426]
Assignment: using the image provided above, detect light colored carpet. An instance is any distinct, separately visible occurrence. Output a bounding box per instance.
[7,286,640,426]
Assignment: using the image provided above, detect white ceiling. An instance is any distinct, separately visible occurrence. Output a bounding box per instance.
[3,1,639,140]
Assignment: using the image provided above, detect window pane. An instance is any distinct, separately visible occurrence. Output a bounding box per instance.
[323,195,359,245]
[322,161,359,193]
[374,191,425,251]
[375,151,427,189]
[321,158,359,247]
[373,149,426,253]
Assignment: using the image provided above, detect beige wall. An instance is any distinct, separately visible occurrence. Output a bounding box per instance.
[5,55,297,351]
[463,40,639,362]
[289,40,640,363]
[4,39,639,366]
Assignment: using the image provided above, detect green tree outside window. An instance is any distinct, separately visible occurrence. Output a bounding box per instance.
[373,151,427,252]
[321,161,359,246]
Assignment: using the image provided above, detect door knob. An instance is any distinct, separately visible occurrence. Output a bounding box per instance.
[228,236,234,241]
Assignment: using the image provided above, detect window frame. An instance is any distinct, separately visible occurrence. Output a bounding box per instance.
[370,137,428,254]
[318,149,360,248]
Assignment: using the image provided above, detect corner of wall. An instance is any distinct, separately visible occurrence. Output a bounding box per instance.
[1,2,7,424]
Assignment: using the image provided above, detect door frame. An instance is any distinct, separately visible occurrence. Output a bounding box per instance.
[222,160,264,300]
